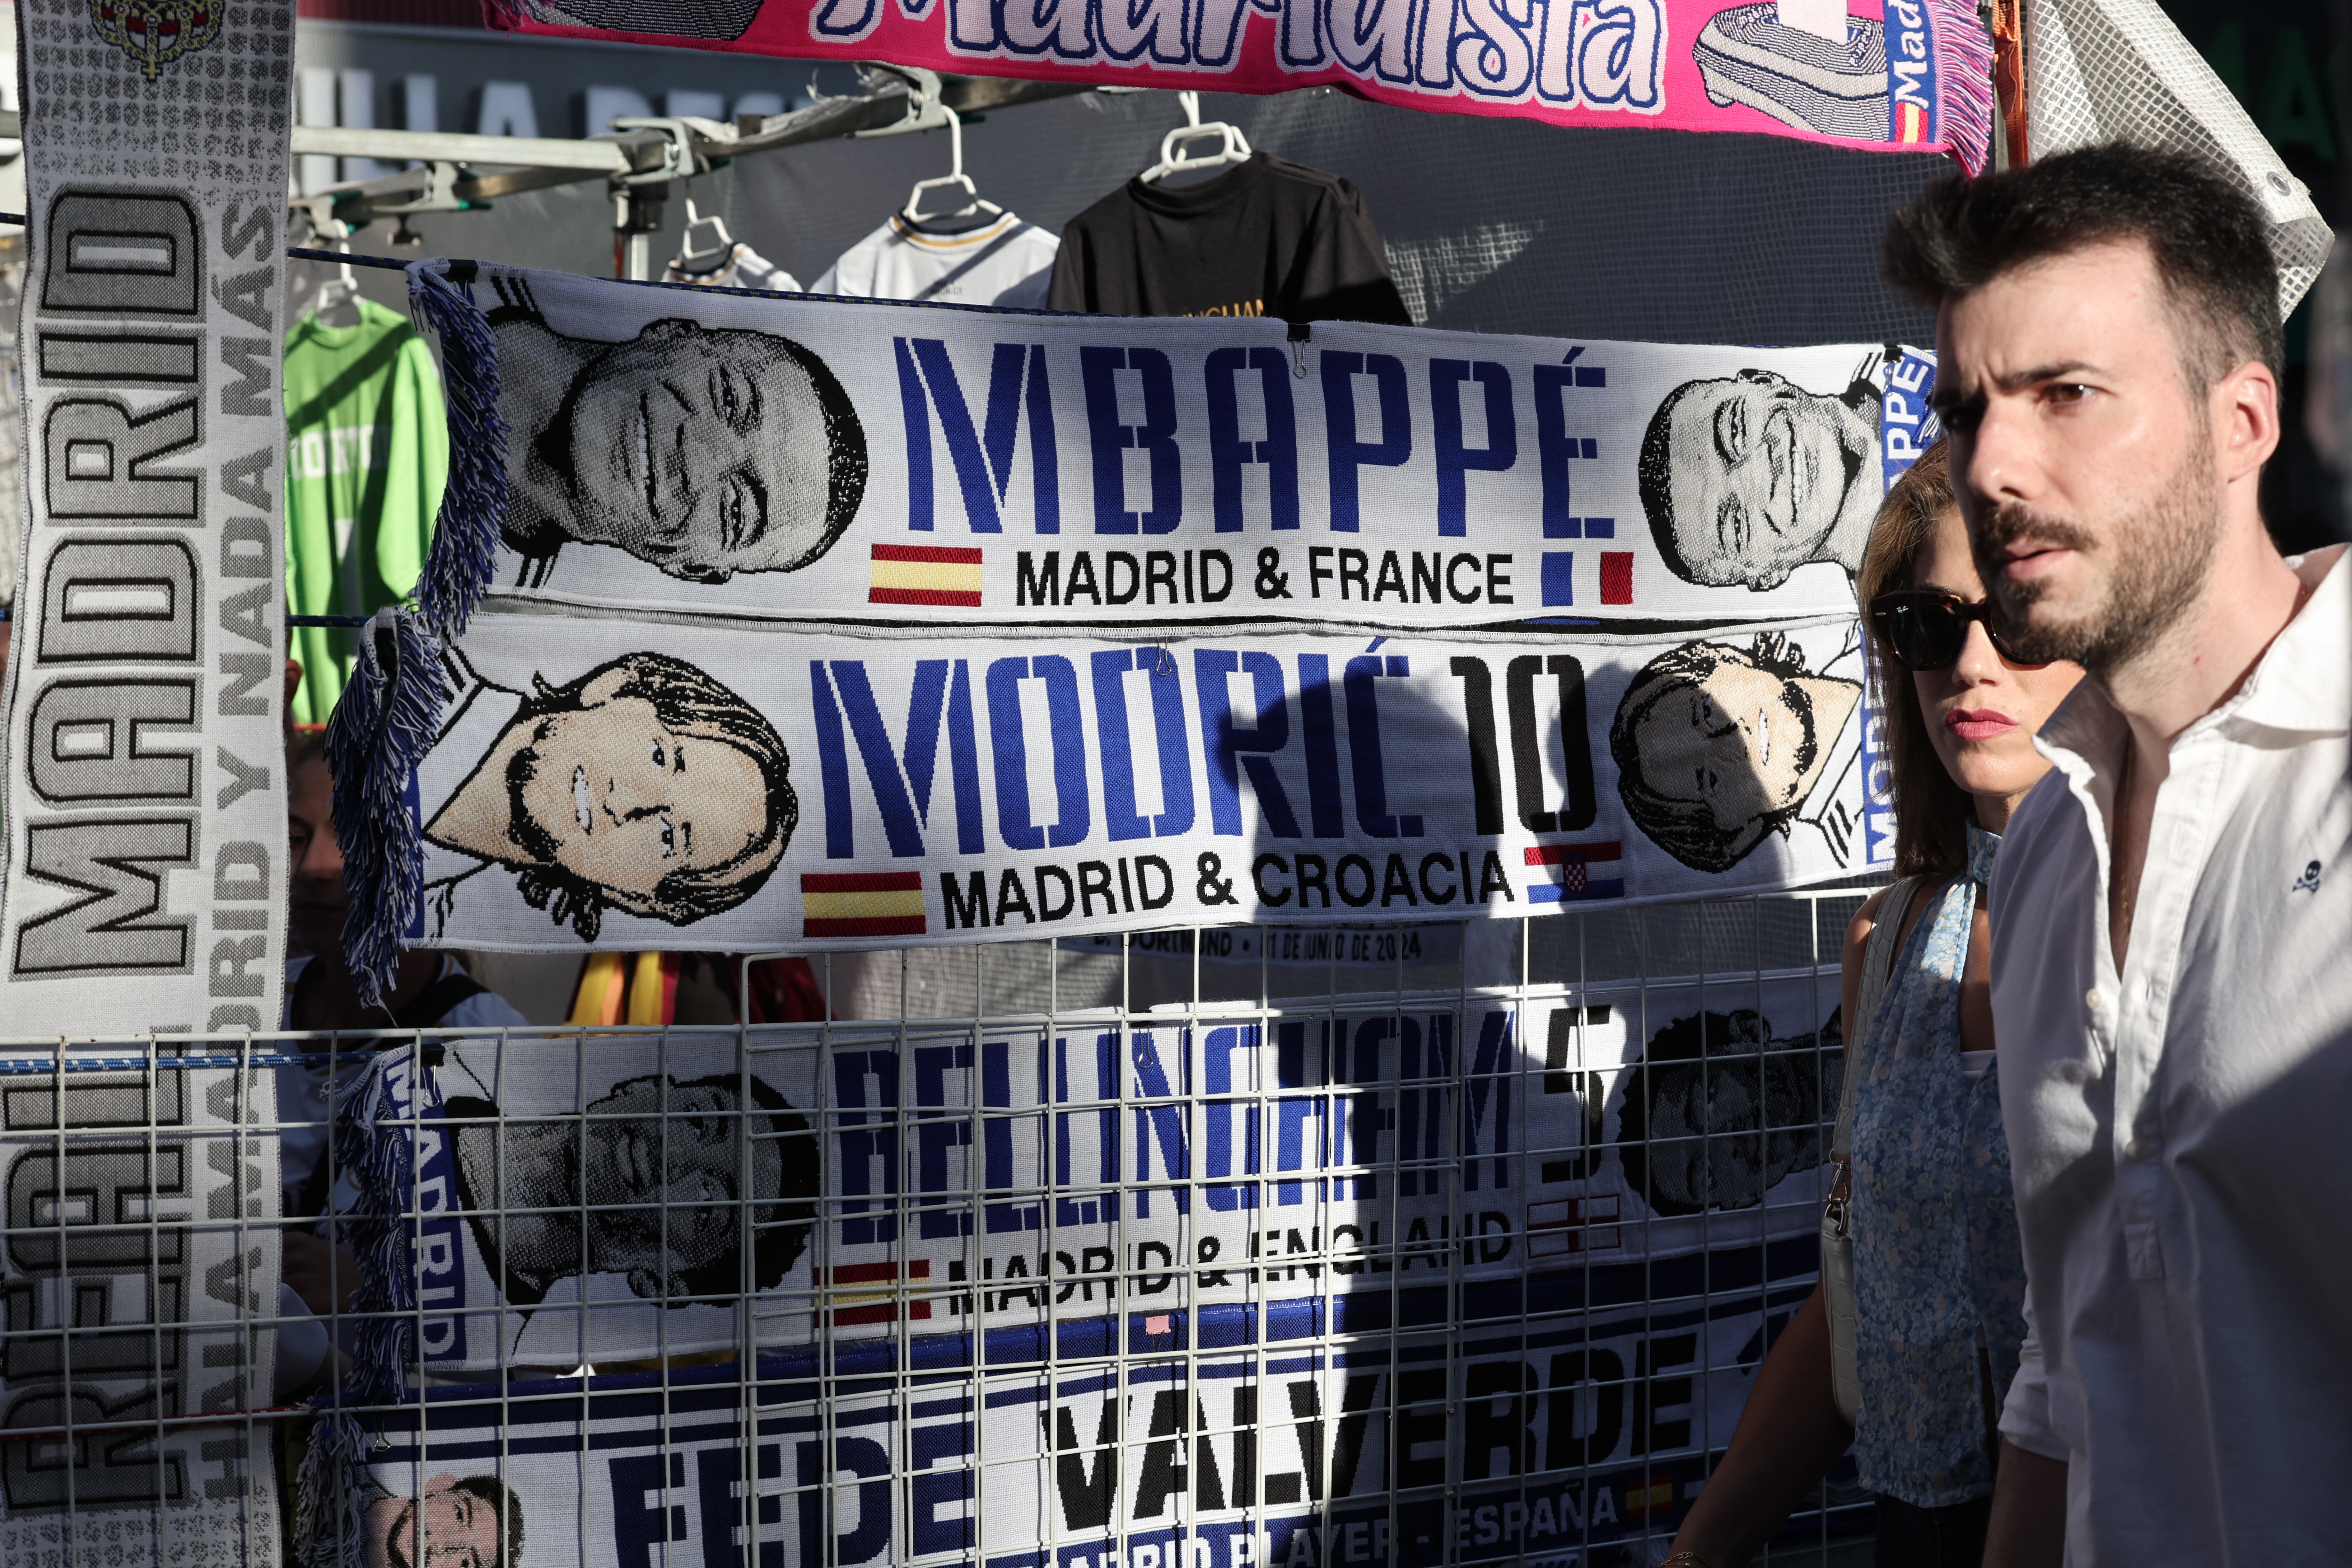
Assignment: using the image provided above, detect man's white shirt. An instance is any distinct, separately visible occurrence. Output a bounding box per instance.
[1989,545,2352,1565]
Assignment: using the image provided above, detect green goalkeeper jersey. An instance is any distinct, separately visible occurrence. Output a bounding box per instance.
[282,297,447,725]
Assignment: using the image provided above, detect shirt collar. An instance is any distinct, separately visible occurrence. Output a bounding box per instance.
[2035,543,2351,782]
[1966,819,2002,886]
[2225,544,2349,735]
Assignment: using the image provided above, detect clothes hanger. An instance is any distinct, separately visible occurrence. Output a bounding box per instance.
[672,198,738,275]
[900,105,1003,225]
[1139,91,1254,184]
[308,212,364,328]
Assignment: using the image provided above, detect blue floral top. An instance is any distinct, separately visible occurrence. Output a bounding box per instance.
[1849,822,2027,1507]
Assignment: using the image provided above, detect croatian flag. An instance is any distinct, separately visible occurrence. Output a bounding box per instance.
[1524,842,1626,904]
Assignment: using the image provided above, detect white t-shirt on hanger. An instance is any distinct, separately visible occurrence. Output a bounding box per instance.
[662,239,803,294]
[814,210,1059,308]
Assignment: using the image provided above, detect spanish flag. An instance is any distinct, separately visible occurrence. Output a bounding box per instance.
[802,871,927,939]
[870,544,983,607]
[1624,1475,1678,1517]
[829,1260,933,1325]
[1897,100,1928,144]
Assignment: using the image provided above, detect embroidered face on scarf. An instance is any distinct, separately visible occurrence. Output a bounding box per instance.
[1616,1008,1831,1218]
[425,653,795,943]
[444,1071,819,1305]
[577,1076,791,1297]
[1639,369,1879,590]
[504,317,868,584]
[1609,634,1862,872]
[372,1473,518,1568]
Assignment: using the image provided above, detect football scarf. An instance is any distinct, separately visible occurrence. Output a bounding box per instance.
[332,604,1889,966]
[486,0,1994,173]
[400,259,1934,637]
[0,1050,282,1568]
[317,975,1842,1567]
[0,0,296,1036]
[328,1031,821,1388]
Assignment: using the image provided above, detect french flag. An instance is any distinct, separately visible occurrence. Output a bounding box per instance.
[1524,841,1625,903]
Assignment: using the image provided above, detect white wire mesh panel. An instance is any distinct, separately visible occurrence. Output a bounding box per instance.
[2027,0,2331,315]
[1,887,1886,1568]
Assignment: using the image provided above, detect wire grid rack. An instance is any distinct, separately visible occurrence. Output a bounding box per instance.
[0,888,1881,1568]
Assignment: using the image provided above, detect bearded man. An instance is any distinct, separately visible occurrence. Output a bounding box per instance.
[1885,146,2351,1566]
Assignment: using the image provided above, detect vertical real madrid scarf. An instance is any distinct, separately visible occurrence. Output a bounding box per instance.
[0,1049,285,1568]
[0,1,296,1036]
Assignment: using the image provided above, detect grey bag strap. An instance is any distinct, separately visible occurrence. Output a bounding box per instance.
[1833,876,1924,1164]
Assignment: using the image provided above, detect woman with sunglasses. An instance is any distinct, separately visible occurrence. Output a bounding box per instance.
[1664,439,2082,1568]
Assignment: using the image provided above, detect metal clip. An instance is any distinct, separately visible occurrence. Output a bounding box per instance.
[1822,1155,1853,1239]
[853,65,953,138]
[1286,320,1311,379]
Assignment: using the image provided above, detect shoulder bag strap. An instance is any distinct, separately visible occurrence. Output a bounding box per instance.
[1832,875,1923,1164]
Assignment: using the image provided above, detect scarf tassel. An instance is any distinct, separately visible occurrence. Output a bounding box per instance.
[295,1055,427,1568]
[1928,0,1997,176]
[327,609,445,1008]
[406,261,506,640]
[293,1405,373,1568]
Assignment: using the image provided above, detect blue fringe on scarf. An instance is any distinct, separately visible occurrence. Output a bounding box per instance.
[293,1403,371,1568]
[293,1053,428,1568]
[407,261,506,639]
[334,1052,427,1405]
[326,609,446,1008]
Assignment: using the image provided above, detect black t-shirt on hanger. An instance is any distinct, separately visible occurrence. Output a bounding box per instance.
[1047,152,1412,324]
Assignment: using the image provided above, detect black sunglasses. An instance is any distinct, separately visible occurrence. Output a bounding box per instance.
[1867,591,2032,671]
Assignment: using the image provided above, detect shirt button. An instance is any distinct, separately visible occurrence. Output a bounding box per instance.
[2086,987,2109,1013]
[2125,1137,2153,1161]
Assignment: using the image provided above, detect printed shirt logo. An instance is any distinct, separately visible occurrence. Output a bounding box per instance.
[2292,858,2323,893]
[90,0,222,79]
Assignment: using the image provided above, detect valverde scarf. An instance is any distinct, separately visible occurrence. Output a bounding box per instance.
[316,974,1841,1566]
[487,0,1994,173]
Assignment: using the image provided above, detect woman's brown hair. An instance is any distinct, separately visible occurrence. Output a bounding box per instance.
[1857,438,1977,879]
